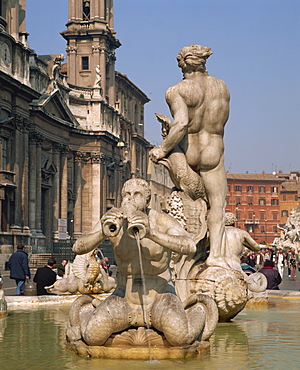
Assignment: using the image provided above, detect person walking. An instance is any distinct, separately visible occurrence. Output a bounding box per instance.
[7,244,31,295]
[33,258,57,295]
[276,249,286,279]
[259,260,282,290]
[287,248,299,281]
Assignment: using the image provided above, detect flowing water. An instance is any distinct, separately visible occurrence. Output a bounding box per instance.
[1,299,300,369]
[134,230,152,361]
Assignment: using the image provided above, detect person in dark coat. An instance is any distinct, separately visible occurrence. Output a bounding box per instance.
[259,260,282,290]
[7,244,31,295]
[57,260,67,278]
[33,258,57,295]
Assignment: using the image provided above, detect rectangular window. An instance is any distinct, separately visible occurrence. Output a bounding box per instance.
[247,225,254,233]
[271,186,278,193]
[282,210,288,217]
[260,226,265,233]
[272,213,278,220]
[2,138,7,170]
[273,226,277,233]
[260,212,265,220]
[259,198,266,206]
[235,197,241,206]
[247,186,254,192]
[282,194,287,201]
[271,198,279,206]
[248,197,253,205]
[236,212,241,220]
[259,186,266,193]
[295,195,298,201]
[248,212,254,220]
[82,56,89,70]
[235,185,242,192]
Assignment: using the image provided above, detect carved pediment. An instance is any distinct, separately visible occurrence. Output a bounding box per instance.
[31,90,78,127]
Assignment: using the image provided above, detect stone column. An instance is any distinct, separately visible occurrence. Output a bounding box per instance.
[66,45,77,86]
[91,152,103,226]
[19,0,26,27]
[35,137,43,233]
[68,0,75,21]
[10,0,19,40]
[22,120,30,229]
[108,53,116,105]
[60,146,69,222]
[73,151,83,239]
[109,0,114,29]
[100,0,106,19]
[13,118,22,228]
[52,144,61,238]
[131,141,136,177]
[28,134,37,233]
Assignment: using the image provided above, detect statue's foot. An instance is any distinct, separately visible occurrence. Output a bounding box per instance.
[205,256,230,269]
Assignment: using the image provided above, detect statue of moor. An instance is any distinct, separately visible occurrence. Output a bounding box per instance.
[149,44,230,269]
[69,179,217,347]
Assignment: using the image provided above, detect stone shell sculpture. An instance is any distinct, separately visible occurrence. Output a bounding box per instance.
[189,266,248,322]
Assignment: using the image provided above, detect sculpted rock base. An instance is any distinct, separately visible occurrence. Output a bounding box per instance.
[67,326,210,359]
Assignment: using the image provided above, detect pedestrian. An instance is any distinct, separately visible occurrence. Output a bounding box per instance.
[255,250,264,271]
[240,256,256,275]
[287,248,299,281]
[57,260,67,278]
[7,244,31,295]
[259,260,282,290]
[33,257,57,295]
[276,249,286,279]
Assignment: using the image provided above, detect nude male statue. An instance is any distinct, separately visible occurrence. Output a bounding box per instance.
[223,213,260,272]
[149,44,230,269]
[69,179,217,347]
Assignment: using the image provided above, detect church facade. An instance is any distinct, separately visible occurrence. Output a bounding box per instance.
[0,0,152,268]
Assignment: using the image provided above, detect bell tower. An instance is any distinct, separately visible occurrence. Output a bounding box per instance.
[61,0,121,104]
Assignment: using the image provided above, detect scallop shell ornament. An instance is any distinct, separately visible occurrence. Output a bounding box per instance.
[190,266,248,322]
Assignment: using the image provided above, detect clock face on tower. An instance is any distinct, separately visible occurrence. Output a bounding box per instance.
[1,42,11,67]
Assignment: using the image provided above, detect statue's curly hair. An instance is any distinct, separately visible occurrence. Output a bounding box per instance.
[176,44,213,72]
[122,179,151,205]
[225,212,237,226]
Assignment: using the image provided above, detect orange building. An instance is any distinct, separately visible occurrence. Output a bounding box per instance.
[276,171,300,226]
[226,172,283,245]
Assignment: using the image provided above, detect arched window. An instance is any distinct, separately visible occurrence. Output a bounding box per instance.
[83,1,90,20]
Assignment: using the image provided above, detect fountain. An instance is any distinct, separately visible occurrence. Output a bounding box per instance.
[65,44,269,359]
[0,43,299,367]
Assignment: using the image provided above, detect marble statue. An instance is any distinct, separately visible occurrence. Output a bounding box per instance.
[223,212,261,271]
[149,45,260,321]
[66,179,218,357]
[46,249,116,295]
[94,65,102,87]
[0,276,7,316]
[275,207,300,254]
[149,44,230,269]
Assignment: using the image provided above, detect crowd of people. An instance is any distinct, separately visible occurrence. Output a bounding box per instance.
[241,246,300,290]
[2,242,299,295]
[4,244,113,295]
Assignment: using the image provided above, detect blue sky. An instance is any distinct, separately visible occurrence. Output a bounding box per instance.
[26,0,300,174]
